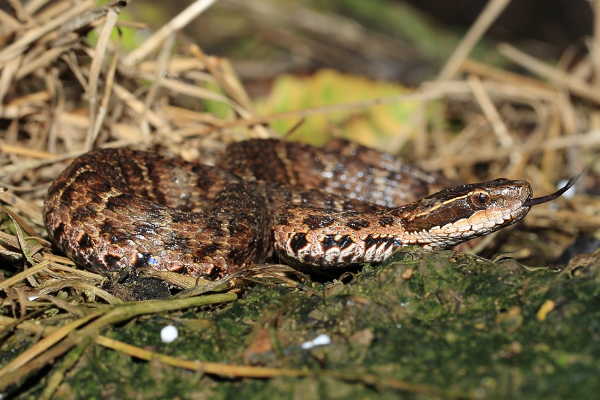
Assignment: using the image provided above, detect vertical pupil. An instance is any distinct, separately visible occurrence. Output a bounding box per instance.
[478,193,486,204]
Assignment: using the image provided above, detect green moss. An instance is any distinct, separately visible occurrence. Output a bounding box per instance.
[9,248,600,398]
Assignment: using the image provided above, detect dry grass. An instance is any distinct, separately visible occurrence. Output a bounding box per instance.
[1,0,600,394]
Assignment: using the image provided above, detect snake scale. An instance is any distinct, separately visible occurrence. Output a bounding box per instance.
[44,139,545,280]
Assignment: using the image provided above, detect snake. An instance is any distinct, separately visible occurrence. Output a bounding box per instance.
[43,139,578,280]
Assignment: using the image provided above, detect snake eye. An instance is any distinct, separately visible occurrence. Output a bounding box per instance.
[471,191,491,207]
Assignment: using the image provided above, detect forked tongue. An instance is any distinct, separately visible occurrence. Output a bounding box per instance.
[523,160,596,207]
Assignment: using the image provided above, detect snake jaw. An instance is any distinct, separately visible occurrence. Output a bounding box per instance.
[397,180,533,249]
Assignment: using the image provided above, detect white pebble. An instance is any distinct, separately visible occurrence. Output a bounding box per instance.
[301,334,331,349]
[28,296,39,301]
[160,325,178,343]
[558,179,576,199]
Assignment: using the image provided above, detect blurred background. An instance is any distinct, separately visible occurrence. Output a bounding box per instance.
[128,0,593,88]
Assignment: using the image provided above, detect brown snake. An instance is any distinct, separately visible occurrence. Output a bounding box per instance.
[43,139,578,280]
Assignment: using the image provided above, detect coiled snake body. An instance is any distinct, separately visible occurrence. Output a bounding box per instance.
[44,139,535,280]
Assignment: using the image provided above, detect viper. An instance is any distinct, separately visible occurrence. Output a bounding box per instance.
[43,139,581,280]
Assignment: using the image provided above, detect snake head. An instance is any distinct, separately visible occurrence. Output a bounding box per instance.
[396,178,533,249]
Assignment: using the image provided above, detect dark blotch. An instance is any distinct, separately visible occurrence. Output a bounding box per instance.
[134,252,152,268]
[322,235,335,251]
[207,266,222,281]
[345,219,370,231]
[227,248,242,265]
[89,257,107,272]
[100,221,115,234]
[341,252,355,264]
[171,214,185,223]
[322,235,354,251]
[52,223,65,242]
[104,254,121,267]
[79,234,93,250]
[364,235,381,250]
[193,243,221,261]
[303,215,334,230]
[379,216,394,227]
[290,233,309,253]
[364,235,374,249]
[339,236,355,250]
[104,194,129,211]
[363,235,395,253]
[71,204,98,221]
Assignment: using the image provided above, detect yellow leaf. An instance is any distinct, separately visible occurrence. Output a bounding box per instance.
[255,69,432,152]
